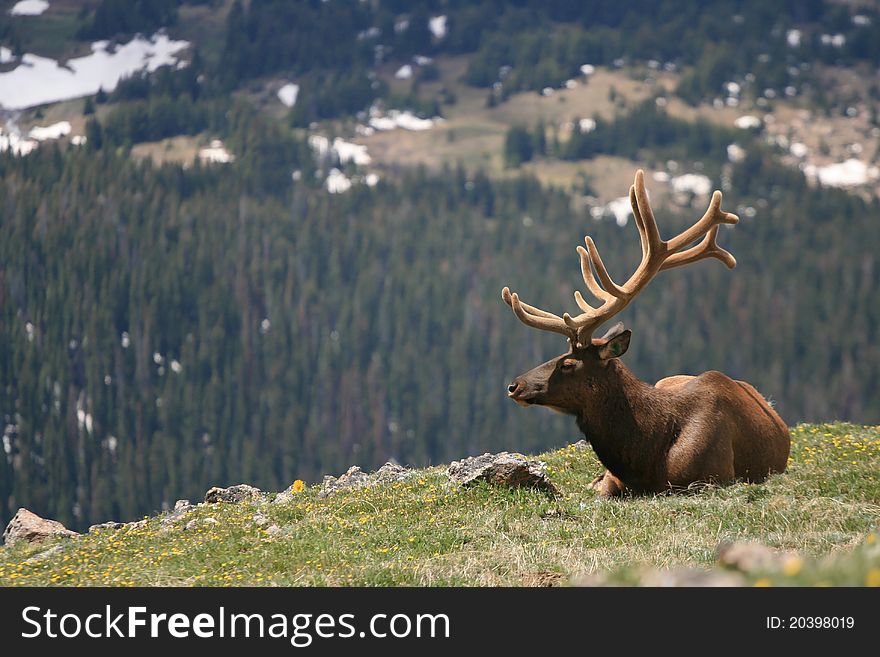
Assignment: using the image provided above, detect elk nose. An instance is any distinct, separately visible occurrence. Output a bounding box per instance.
[507,381,521,396]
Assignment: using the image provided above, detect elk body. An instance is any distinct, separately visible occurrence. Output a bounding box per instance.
[503,170,789,497]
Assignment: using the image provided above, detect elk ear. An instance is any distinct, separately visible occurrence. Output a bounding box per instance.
[597,327,631,360]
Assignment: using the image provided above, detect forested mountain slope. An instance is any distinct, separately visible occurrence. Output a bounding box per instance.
[2,141,878,529]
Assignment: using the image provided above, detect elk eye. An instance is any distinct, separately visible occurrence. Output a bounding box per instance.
[560,360,577,371]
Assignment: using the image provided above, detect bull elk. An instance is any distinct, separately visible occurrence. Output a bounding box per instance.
[502,170,789,497]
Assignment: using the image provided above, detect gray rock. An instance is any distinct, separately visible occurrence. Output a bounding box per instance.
[204,484,262,504]
[572,572,611,587]
[184,517,218,531]
[252,512,269,527]
[640,568,745,587]
[572,440,589,450]
[716,541,794,573]
[2,508,79,546]
[174,499,191,511]
[446,452,559,495]
[318,461,413,498]
[24,545,66,564]
[88,521,125,533]
[273,482,305,505]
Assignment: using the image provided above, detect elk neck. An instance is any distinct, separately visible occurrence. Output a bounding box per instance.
[574,359,674,480]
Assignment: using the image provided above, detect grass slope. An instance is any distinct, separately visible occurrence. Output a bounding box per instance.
[2,423,879,587]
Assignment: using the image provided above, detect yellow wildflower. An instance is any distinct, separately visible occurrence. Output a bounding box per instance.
[782,556,803,577]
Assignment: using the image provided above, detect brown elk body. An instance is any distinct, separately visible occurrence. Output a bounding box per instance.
[502,170,790,497]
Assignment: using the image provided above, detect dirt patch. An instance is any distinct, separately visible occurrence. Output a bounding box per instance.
[522,571,565,587]
[131,135,201,166]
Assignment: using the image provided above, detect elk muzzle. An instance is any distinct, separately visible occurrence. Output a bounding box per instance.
[507,358,556,407]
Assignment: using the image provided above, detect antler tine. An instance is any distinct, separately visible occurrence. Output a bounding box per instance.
[660,225,737,270]
[576,245,614,303]
[628,184,649,259]
[501,287,575,339]
[665,189,739,254]
[584,237,627,298]
[632,170,665,258]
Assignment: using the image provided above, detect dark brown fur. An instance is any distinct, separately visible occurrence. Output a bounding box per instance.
[507,330,790,497]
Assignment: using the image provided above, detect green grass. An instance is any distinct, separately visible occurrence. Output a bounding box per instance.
[2,423,879,586]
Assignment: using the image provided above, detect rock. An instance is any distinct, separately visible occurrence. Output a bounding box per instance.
[572,572,611,587]
[266,524,282,537]
[640,568,745,587]
[88,521,125,533]
[522,571,565,587]
[24,545,66,564]
[174,499,191,511]
[572,440,589,450]
[318,461,413,498]
[320,466,369,495]
[3,508,79,546]
[273,482,305,505]
[204,484,262,504]
[252,512,269,527]
[716,541,795,573]
[184,517,218,531]
[446,452,559,495]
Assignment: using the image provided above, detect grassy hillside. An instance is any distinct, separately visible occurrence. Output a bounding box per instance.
[2,423,879,587]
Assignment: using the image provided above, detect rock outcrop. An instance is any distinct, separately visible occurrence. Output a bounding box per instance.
[3,508,79,546]
[446,452,559,495]
[204,484,262,504]
[318,462,413,498]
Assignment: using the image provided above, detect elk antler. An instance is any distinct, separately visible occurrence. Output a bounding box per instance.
[502,169,738,347]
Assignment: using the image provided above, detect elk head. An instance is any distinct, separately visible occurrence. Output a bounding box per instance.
[503,169,739,412]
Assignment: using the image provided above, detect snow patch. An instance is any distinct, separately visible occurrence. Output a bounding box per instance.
[786,29,801,47]
[0,126,37,155]
[803,159,879,187]
[0,47,14,63]
[325,168,352,194]
[789,142,808,158]
[670,173,712,196]
[394,64,413,80]
[727,143,746,163]
[308,135,371,166]
[429,15,447,40]
[198,139,234,164]
[0,32,190,110]
[734,115,761,130]
[591,197,632,227]
[820,33,846,47]
[580,64,595,76]
[28,120,70,141]
[9,0,49,16]
[578,118,597,133]
[652,171,670,183]
[277,83,299,108]
[368,109,435,132]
